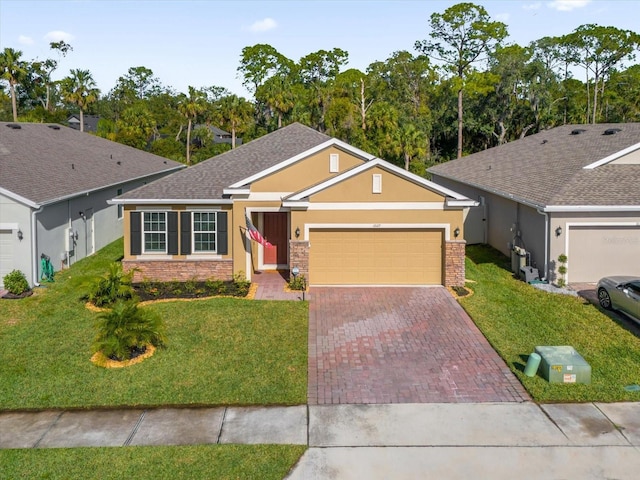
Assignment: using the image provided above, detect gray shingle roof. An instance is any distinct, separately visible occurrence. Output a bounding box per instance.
[119,122,332,201]
[428,123,640,207]
[0,122,184,206]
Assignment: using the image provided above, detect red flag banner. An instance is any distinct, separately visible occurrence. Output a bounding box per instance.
[245,214,273,248]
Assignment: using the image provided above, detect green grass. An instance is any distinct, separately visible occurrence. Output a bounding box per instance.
[462,245,640,403]
[0,238,308,410]
[0,444,306,480]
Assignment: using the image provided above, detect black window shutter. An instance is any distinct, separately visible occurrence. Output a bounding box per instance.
[180,211,192,255]
[167,211,178,255]
[130,211,141,255]
[217,211,228,255]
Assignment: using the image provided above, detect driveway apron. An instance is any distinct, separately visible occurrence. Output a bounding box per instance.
[308,286,530,404]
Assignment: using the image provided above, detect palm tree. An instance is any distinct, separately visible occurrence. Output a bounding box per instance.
[0,47,28,121]
[60,69,99,132]
[177,86,206,165]
[93,300,167,361]
[218,94,254,148]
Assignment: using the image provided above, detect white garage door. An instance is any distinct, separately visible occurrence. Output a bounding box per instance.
[568,225,640,283]
[0,230,14,288]
[308,228,443,285]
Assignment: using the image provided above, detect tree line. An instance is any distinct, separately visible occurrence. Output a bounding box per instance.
[1,3,639,172]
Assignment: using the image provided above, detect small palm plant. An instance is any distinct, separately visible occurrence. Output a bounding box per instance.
[88,262,137,307]
[93,301,167,361]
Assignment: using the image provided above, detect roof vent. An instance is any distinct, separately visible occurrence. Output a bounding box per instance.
[6,123,21,129]
[603,128,621,135]
[47,125,60,130]
[571,129,586,135]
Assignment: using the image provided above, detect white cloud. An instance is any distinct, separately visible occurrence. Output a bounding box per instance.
[247,17,277,33]
[43,30,75,42]
[523,2,542,10]
[495,13,510,23]
[18,35,34,45]
[547,0,591,12]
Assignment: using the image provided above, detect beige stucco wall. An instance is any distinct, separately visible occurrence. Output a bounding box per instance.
[290,209,463,239]
[251,146,364,192]
[311,166,445,203]
[610,148,640,165]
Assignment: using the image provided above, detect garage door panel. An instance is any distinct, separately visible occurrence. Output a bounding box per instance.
[569,226,640,283]
[309,229,443,285]
[0,230,14,288]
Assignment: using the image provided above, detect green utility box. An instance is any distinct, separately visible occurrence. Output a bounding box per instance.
[535,346,591,384]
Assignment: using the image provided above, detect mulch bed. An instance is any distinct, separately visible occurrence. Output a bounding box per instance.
[1,290,33,299]
[132,281,249,302]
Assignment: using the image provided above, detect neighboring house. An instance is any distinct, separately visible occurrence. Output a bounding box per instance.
[428,123,640,284]
[0,122,184,288]
[113,122,476,287]
[202,125,243,146]
[67,114,100,133]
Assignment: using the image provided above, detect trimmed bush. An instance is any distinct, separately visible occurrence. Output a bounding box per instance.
[3,270,30,295]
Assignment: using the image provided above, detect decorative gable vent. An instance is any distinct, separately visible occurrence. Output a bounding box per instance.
[329,153,339,173]
[372,174,382,194]
[571,129,586,135]
[6,124,21,129]
[603,128,621,135]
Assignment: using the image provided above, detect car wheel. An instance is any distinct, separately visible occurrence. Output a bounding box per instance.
[598,288,612,309]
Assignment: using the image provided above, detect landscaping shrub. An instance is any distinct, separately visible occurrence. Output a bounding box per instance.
[2,270,30,295]
[87,262,136,307]
[92,300,167,361]
[233,272,251,296]
[288,274,306,291]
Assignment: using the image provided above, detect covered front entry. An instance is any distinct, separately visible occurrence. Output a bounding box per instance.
[260,212,288,269]
[568,225,640,282]
[308,228,443,285]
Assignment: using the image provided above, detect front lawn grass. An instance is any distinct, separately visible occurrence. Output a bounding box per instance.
[0,444,306,480]
[462,245,640,403]
[0,238,308,410]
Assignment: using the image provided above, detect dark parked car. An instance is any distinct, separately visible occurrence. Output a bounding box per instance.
[597,276,640,322]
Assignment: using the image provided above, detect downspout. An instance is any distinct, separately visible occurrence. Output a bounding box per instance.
[537,208,549,281]
[31,205,44,287]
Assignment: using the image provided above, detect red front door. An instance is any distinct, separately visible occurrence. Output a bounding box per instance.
[262,212,288,266]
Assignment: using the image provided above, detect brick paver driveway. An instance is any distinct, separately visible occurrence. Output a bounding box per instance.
[308,287,530,404]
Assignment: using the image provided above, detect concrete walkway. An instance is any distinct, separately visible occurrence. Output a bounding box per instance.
[2,402,639,478]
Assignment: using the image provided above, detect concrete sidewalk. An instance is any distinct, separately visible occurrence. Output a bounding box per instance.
[2,402,639,478]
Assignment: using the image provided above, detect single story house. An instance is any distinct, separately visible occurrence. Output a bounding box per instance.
[113,122,476,287]
[428,123,640,284]
[0,122,184,288]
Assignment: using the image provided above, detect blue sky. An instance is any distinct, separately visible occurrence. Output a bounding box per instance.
[1,0,639,97]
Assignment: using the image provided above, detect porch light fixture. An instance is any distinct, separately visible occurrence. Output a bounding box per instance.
[454,227,460,238]
[555,226,562,237]
[295,226,300,239]
[17,229,23,241]
[292,266,300,278]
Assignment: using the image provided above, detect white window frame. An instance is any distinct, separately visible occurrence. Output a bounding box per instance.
[192,211,218,253]
[142,211,167,254]
[330,153,339,173]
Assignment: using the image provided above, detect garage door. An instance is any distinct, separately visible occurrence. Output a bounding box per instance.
[0,230,14,288]
[569,226,640,283]
[309,228,443,285]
